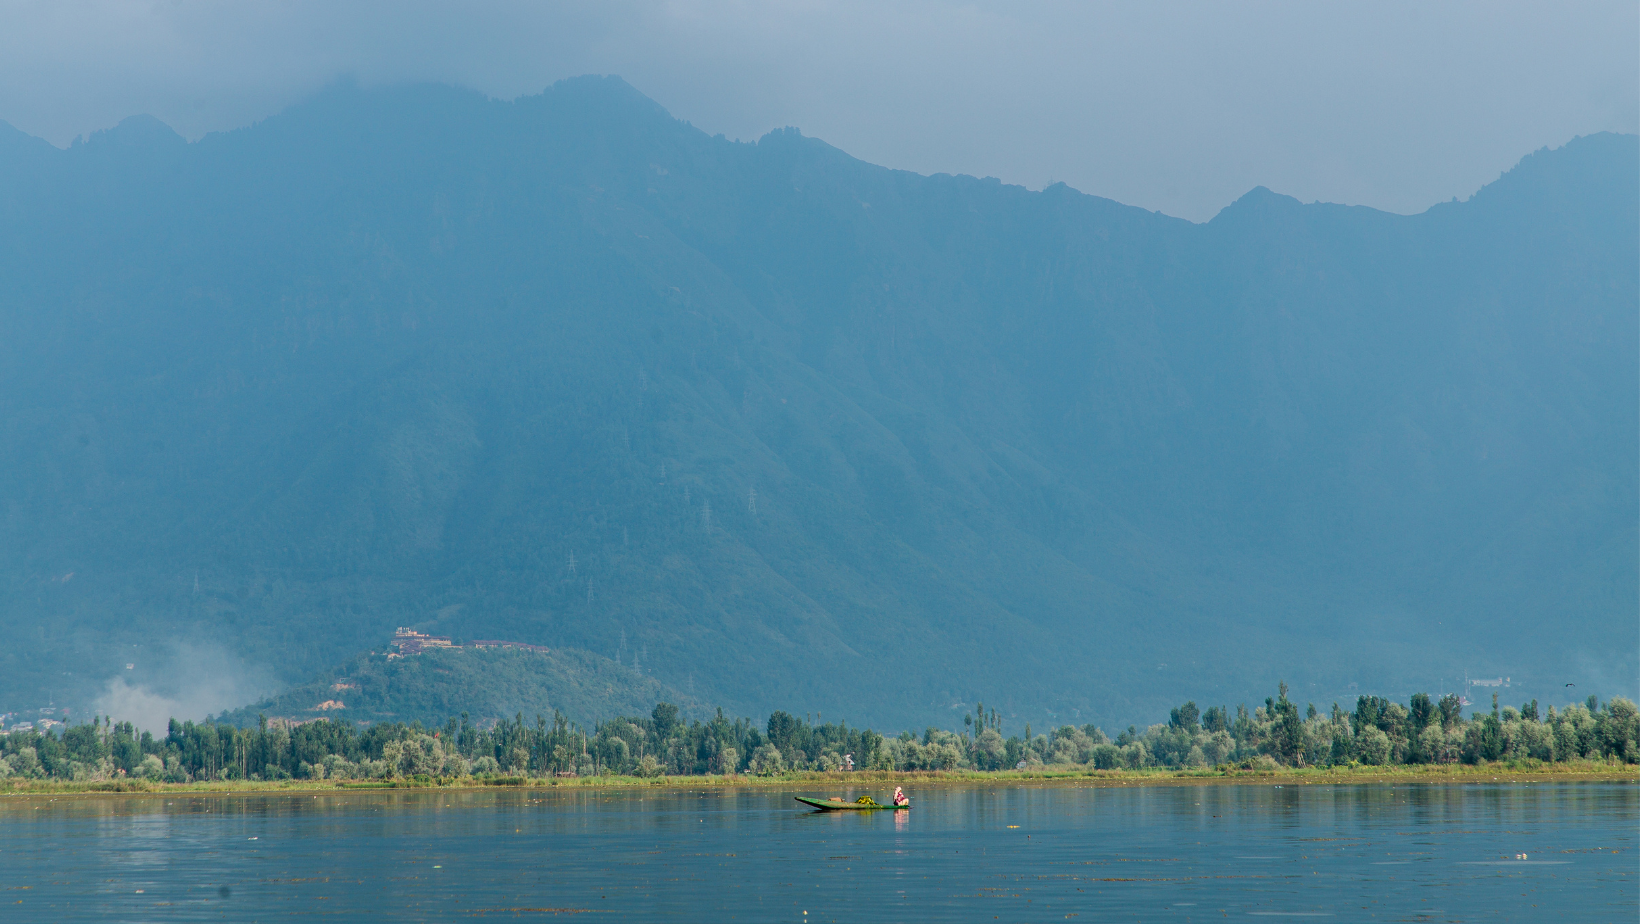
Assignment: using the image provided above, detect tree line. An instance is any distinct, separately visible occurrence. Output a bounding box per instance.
[0,686,1633,783]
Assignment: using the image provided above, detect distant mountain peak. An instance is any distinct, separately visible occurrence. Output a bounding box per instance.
[524,73,676,124]
[1231,185,1300,208]
[79,114,185,150]
[0,119,55,158]
[1459,131,1639,216]
[1206,185,1307,225]
[545,72,649,99]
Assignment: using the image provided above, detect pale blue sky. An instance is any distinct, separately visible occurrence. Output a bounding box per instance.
[1,1,1633,221]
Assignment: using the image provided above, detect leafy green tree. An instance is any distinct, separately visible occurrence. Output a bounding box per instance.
[1437,694,1463,729]
[1358,727,1391,765]
[1328,727,1352,765]
[1270,683,1304,765]
[859,729,884,767]
[1404,693,1437,762]
[652,703,680,741]
[1605,698,1638,761]
[62,723,106,764]
[1202,706,1228,733]
[973,728,1006,770]
[1169,702,1200,731]
[1465,712,1504,763]
[748,743,785,775]
[1408,693,1435,732]
[766,711,800,754]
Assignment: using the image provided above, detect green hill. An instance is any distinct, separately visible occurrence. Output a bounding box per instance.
[0,78,1633,730]
[214,644,699,730]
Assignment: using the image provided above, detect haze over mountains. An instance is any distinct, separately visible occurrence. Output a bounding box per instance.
[0,77,1633,731]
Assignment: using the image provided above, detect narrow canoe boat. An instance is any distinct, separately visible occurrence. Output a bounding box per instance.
[795,796,908,811]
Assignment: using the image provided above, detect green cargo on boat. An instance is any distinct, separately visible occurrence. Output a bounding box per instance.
[795,797,908,811]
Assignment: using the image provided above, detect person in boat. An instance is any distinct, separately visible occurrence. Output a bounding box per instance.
[892,786,909,806]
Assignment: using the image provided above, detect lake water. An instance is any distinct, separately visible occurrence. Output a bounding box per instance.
[0,781,1632,922]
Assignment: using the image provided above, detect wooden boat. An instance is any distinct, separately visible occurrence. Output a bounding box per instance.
[795,796,908,811]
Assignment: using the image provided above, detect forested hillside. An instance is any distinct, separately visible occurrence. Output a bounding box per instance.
[0,77,1633,730]
[213,645,700,730]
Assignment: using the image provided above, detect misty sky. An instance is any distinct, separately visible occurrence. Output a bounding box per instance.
[2,1,1634,222]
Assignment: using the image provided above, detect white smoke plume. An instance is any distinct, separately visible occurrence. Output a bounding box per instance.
[91,643,277,734]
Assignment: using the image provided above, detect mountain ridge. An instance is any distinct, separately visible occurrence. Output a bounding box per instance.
[0,77,1632,731]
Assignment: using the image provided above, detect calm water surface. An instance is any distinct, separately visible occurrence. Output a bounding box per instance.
[0,781,1632,922]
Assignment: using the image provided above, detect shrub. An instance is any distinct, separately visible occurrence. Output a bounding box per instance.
[1089,744,1121,770]
[749,744,785,775]
[1357,728,1391,766]
[710,747,738,775]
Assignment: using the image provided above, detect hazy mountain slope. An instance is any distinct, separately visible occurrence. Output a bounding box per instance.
[0,78,1632,730]
[214,645,698,731]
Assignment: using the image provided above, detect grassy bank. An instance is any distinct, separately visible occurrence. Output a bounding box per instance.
[1,760,1632,797]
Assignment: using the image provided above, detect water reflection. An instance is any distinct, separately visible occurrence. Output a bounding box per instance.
[0,782,1632,922]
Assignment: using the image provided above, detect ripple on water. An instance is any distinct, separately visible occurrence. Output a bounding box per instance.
[0,782,1631,923]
